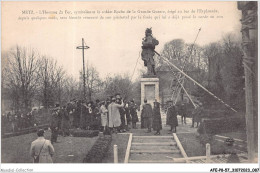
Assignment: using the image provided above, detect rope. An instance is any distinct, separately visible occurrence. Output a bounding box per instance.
[130,51,141,81]
[179,81,197,109]
[156,52,238,113]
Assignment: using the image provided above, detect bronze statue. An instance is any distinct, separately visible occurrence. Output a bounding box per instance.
[141,28,159,76]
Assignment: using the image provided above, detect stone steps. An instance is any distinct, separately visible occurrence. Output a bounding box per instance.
[125,134,187,163]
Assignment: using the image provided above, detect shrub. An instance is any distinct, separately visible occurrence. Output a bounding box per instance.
[83,135,112,163]
[71,129,99,138]
[2,124,49,138]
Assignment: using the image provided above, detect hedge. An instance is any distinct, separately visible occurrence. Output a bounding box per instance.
[83,135,112,163]
[198,116,246,135]
[2,124,49,138]
[71,129,100,138]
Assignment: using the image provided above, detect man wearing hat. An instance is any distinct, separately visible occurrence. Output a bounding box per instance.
[115,94,127,132]
[167,100,178,133]
[129,100,138,129]
[141,99,153,133]
[152,100,162,135]
[30,129,54,163]
[50,106,60,144]
[108,97,124,133]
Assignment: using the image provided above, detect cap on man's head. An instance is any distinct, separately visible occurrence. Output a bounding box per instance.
[37,129,45,136]
[111,97,116,101]
[115,94,121,99]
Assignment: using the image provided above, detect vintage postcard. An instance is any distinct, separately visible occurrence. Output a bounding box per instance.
[1,1,259,172]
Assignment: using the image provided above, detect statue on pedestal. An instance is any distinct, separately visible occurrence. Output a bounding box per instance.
[141,28,159,76]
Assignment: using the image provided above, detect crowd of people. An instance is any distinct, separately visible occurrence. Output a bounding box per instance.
[49,93,140,143]
[1,111,36,133]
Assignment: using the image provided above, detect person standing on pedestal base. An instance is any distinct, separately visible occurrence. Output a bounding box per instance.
[167,101,178,133]
[152,101,162,135]
[130,100,139,129]
[141,99,153,133]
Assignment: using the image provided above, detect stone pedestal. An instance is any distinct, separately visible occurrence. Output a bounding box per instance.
[141,77,159,105]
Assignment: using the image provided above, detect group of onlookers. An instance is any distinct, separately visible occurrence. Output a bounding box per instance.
[1,111,36,133]
[49,93,140,143]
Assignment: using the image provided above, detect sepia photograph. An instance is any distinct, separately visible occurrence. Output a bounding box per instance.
[0,1,259,172]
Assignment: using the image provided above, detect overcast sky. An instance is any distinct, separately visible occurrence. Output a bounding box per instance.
[2,1,241,81]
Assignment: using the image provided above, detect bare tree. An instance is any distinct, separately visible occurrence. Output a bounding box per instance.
[104,74,133,100]
[4,46,40,112]
[79,64,102,101]
[63,75,80,102]
[203,42,222,89]
[38,56,65,108]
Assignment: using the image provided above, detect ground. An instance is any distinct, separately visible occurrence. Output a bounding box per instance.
[1,130,98,163]
[1,112,247,163]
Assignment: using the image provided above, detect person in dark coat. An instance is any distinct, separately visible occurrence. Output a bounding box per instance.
[191,103,203,128]
[178,102,187,124]
[165,101,172,126]
[61,105,70,137]
[130,100,138,129]
[167,101,178,133]
[50,107,60,144]
[117,98,126,133]
[80,101,88,130]
[56,106,62,133]
[86,101,94,130]
[141,99,153,133]
[73,101,81,128]
[152,101,162,135]
[92,104,101,131]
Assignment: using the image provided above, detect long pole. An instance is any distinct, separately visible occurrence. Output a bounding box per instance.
[179,81,197,109]
[82,38,86,100]
[76,38,89,101]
